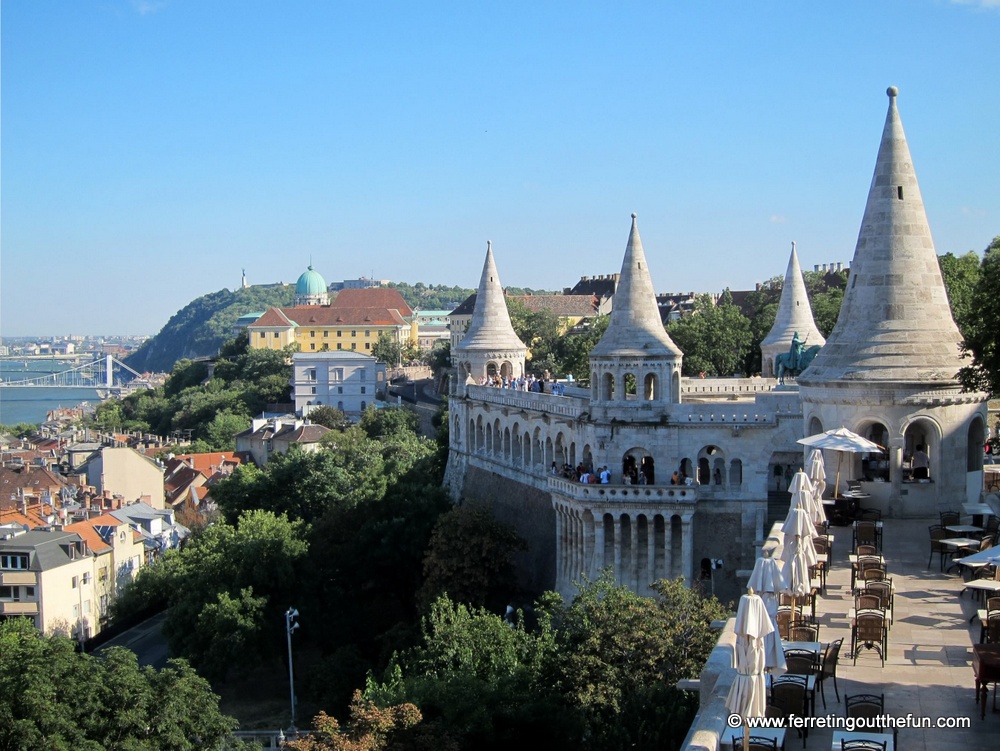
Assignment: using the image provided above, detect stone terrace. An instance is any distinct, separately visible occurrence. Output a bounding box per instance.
[684,505,1000,750]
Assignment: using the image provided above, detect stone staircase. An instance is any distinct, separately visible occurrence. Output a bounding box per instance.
[766,490,790,529]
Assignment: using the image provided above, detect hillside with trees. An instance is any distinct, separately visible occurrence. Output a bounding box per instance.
[125,284,294,373]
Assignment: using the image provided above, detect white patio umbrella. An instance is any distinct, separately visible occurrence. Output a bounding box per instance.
[788,469,825,527]
[748,552,789,673]
[798,427,882,499]
[807,449,829,525]
[726,590,782,751]
[781,503,818,627]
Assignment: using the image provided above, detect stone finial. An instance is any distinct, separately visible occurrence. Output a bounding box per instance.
[887,86,898,98]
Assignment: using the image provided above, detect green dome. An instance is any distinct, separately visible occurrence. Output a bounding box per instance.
[295,265,327,296]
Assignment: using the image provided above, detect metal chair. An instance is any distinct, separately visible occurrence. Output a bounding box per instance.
[775,607,792,641]
[854,521,878,550]
[788,621,820,643]
[784,648,820,677]
[817,638,843,708]
[986,614,1000,644]
[862,580,894,626]
[748,737,779,751]
[845,693,894,747]
[928,524,948,571]
[840,741,886,751]
[851,611,887,666]
[940,510,961,527]
[771,674,810,746]
[855,543,877,556]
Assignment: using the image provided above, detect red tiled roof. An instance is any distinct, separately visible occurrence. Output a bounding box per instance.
[330,288,413,317]
[250,305,408,329]
[64,520,112,553]
[248,307,298,328]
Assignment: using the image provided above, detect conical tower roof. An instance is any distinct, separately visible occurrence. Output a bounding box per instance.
[591,214,682,358]
[455,241,526,353]
[761,242,825,351]
[799,87,963,386]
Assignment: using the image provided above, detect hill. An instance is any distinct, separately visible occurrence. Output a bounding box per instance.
[125,285,294,373]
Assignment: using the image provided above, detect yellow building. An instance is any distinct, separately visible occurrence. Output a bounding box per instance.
[249,284,418,354]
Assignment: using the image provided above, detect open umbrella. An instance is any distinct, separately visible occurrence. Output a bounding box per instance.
[798,427,882,499]
[726,590,781,751]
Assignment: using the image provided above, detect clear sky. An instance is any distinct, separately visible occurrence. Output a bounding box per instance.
[2,0,997,336]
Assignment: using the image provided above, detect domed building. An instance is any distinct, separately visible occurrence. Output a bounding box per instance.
[294,265,330,306]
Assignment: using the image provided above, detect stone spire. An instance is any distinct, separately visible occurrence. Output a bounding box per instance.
[591,214,682,358]
[455,241,525,354]
[760,242,825,376]
[799,87,963,386]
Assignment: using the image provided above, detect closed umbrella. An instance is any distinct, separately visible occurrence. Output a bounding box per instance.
[726,590,781,751]
[781,504,818,627]
[748,552,789,672]
[788,469,825,527]
[807,449,829,526]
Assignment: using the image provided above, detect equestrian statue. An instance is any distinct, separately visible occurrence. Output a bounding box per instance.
[775,331,822,384]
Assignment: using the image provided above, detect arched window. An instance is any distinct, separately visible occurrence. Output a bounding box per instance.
[968,417,985,472]
[902,417,939,482]
[644,373,657,401]
[808,416,823,436]
[602,372,615,401]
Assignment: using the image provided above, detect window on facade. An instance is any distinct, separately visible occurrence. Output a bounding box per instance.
[323,331,328,337]
[337,344,342,350]
[99,567,108,582]
[310,331,315,338]
[72,604,79,618]
[100,594,109,613]
[310,387,317,395]
[72,576,78,589]
[351,343,356,350]
[338,330,342,337]
[84,599,91,614]
[25,586,34,597]
[364,343,370,350]
[0,586,20,601]
[308,368,317,381]
[275,332,280,338]
[365,330,370,337]
[0,554,29,570]
[310,343,316,350]
[333,368,344,381]
[359,368,367,381]
[82,572,91,585]
[361,401,366,410]
[361,387,366,394]
[337,386,343,394]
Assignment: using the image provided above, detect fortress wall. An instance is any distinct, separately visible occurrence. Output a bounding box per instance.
[691,499,763,606]
[461,464,556,596]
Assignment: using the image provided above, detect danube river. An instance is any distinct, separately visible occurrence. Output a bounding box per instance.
[0,360,102,425]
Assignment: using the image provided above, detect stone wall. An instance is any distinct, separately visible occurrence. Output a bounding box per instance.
[692,499,762,606]
[461,465,557,595]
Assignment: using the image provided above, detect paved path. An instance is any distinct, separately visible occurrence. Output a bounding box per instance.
[96,610,170,670]
[804,517,997,749]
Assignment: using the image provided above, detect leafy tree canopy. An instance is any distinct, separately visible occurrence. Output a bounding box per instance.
[958,236,1000,395]
[0,618,240,750]
[667,291,752,377]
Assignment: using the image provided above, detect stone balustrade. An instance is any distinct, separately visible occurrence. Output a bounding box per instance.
[548,476,698,504]
[466,384,589,419]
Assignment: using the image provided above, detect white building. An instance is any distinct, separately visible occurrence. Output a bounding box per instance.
[291,351,387,417]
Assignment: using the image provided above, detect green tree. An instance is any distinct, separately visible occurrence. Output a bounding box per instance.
[959,236,1000,395]
[373,332,403,366]
[939,250,982,339]
[0,618,239,750]
[308,405,352,430]
[418,505,527,610]
[553,315,609,385]
[506,298,561,375]
[668,291,752,376]
[205,411,250,451]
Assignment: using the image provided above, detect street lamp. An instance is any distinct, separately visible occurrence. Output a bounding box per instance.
[285,607,299,731]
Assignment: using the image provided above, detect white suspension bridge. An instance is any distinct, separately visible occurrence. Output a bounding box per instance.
[1,355,145,392]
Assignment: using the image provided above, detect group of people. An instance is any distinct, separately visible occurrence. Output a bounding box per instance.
[553,462,612,484]
[477,372,568,395]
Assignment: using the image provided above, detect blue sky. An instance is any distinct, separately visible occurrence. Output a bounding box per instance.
[2,0,997,336]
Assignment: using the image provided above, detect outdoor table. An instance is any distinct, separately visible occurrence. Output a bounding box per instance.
[962,580,1000,597]
[831,731,895,750]
[972,643,1000,719]
[946,524,984,536]
[783,641,822,658]
[985,469,1000,493]
[722,727,785,750]
[963,502,997,528]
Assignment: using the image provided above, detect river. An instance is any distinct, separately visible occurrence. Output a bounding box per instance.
[0,359,103,425]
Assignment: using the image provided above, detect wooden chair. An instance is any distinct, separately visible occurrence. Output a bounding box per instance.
[852,611,887,666]
[855,543,877,557]
[775,607,792,641]
[860,567,887,584]
[856,593,881,611]
[780,593,816,620]
[928,524,948,571]
[817,638,844,709]
[854,521,878,550]
[863,580,894,625]
[985,614,1000,644]
[747,737,779,751]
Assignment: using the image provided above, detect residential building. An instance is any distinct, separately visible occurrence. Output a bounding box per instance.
[80,447,165,510]
[65,513,145,623]
[292,351,387,417]
[0,528,97,641]
[234,416,331,466]
[108,502,189,563]
[449,291,599,349]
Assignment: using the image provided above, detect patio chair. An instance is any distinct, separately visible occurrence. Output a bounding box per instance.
[855,543,878,556]
[856,593,881,611]
[788,621,820,643]
[961,562,998,601]
[747,737,779,751]
[817,638,844,708]
[927,524,948,571]
[783,648,820,677]
[780,593,816,620]
[851,611,887,666]
[980,598,1000,643]
[862,580,894,625]
[775,607,792,641]
[860,567,888,584]
[771,674,810,746]
[840,741,886,751]
[852,554,883,589]
[985,515,1000,537]
[845,693,895,747]
[985,613,1000,644]
[854,520,878,546]
[940,510,961,527]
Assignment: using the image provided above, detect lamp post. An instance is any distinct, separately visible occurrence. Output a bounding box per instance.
[285,607,299,731]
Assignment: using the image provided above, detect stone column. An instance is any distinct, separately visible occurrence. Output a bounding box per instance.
[613,515,623,586]
[591,513,605,579]
[681,513,695,585]
[646,513,656,593]
[554,504,564,591]
[663,516,673,579]
[889,435,904,517]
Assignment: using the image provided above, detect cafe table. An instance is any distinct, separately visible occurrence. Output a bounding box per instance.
[945,524,984,536]
[963,502,997,528]
[831,730,894,750]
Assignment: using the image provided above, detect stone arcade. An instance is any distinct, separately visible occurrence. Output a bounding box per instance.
[443,88,990,604]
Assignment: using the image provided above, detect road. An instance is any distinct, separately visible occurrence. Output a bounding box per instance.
[96,610,171,669]
[388,377,441,438]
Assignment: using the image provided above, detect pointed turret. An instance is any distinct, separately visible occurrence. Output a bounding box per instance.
[760,242,826,377]
[799,87,963,386]
[591,214,682,358]
[452,242,526,388]
[589,214,682,409]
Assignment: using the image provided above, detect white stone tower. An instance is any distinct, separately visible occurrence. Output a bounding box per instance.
[760,242,826,377]
[452,241,527,392]
[589,214,683,419]
[798,87,988,515]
